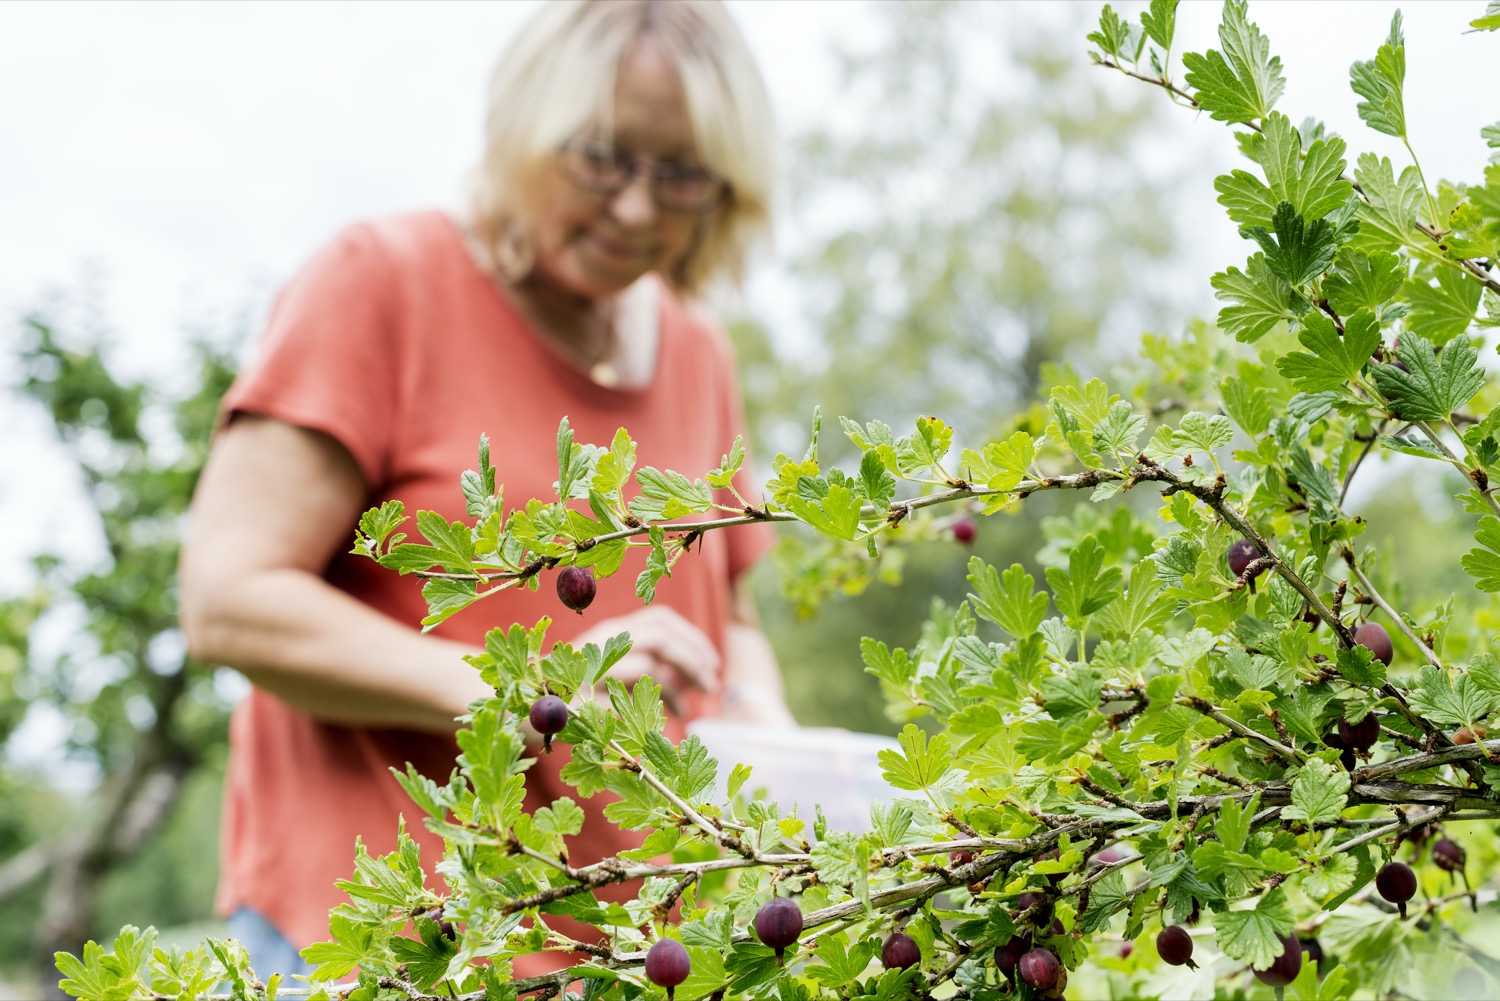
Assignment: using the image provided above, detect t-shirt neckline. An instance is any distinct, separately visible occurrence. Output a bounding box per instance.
[438,212,665,403]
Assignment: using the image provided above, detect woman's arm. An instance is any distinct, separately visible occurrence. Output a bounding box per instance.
[178,415,491,733]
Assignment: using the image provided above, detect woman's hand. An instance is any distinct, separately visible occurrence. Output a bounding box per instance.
[569,605,721,714]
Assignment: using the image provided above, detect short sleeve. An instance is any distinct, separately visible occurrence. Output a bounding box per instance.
[219,224,403,489]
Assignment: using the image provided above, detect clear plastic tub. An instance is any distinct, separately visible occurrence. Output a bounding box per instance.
[685,719,903,835]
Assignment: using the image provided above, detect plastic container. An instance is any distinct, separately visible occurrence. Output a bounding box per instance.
[685,718,903,835]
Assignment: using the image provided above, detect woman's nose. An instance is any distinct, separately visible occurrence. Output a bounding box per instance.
[607,171,657,227]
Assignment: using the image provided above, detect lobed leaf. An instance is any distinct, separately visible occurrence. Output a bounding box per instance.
[1243,201,1339,288]
[1212,254,1297,342]
[1405,266,1482,346]
[1215,112,1352,228]
[1370,333,1484,422]
[1349,13,1407,138]
[1181,0,1284,123]
[1283,757,1351,826]
[1275,309,1381,393]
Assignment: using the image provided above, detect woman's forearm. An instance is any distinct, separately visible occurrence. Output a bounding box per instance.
[184,566,488,734]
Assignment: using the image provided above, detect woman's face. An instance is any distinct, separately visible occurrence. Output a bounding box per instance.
[530,41,712,300]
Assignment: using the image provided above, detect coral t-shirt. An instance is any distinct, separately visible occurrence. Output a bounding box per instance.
[214,210,772,969]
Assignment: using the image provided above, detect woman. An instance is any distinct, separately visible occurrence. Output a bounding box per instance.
[178,0,792,979]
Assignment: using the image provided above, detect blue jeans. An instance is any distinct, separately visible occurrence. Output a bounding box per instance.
[227,907,315,980]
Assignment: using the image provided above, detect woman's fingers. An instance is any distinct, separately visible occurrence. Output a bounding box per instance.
[572,606,721,706]
[579,606,720,693]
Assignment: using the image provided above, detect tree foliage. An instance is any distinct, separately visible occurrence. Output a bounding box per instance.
[57,2,1500,999]
[733,0,1187,731]
[0,307,239,989]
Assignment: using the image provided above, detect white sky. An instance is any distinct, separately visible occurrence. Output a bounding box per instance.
[0,0,1496,588]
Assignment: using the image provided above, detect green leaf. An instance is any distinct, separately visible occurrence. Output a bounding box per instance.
[1171,411,1235,454]
[1463,516,1500,591]
[1051,378,1117,430]
[1474,2,1500,31]
[1244,201,1338,288]
[55,937,149,1001]
[1216,888,1295,968]
[705,435,744,491]
[1406,663,1500,726]
[1377,432,1446,463]
[1214,113,1352,228]
[1080,869,1130,933]
[968,560,1049,638]
[1349,13,1407,138]
[786,481,863,540]
[1275,309,1381,392]
[858,449,896,511]
[1222,647,1292,692]
[1352,153,1424,251]
[608,676,666,754]
[1041,667,1105,718]
[1370,334,1484,421]
[1220,376,1274,436]
[635,526,670,604]
[1405,266,1482,345]
[574,536,627,577]
[910,415,954,472]
[1212,254,1296,342]
[808,934,880,987]
[1181,0,1284,123]
[556,417,599,502]
[1286,391,1339,424]
[669,734,718,802]
[675,944,730,1000]
[1097,557,1175,636]
[352,498,407,559]
[870,801,916,847]
[1323,249,1405,315]
[1324,845,1378,912]
[1336,644,1387,686]
[1283,758,1351,825]
[420,577,479,630]
[1217,793,1259,853]
[303,912,382,982]
[861,637,916,688]
[1468,653,1500,701]
[878,724,955,793]
[593,427,637,495]
[393,510,476,573]
[629,467,713,520]
[680,909,734,951]
[1045,536,1124,622]
[1140,0,1178,50]
[1088,4,1145,61]
[461,435,497,518]
[1092,400,1147,458]
[558,742,610,798]
[1304,852,1360,904]
[961,431,1036,508]
[1193,841,1297,879]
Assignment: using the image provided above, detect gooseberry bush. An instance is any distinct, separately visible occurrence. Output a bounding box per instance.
[58,1,1500,999]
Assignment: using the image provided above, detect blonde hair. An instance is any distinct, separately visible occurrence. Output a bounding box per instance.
[469,0,775,295]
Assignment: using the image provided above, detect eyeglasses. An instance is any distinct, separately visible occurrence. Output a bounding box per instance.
[557,140,730,212]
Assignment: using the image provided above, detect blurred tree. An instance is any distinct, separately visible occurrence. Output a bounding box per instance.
[724,1,1188,732]
[0,306,238,993]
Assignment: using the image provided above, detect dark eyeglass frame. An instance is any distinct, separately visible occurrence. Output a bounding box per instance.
[556,140,731,212]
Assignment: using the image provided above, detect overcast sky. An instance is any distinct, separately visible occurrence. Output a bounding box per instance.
[1,0,1496,589]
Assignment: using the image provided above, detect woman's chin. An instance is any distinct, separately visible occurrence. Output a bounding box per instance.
[559,260,653,299]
